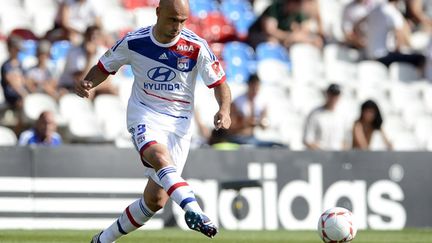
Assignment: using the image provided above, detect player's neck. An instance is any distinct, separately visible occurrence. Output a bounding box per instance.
[152,25,177,44]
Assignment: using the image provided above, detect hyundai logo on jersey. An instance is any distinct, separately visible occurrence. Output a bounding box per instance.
[177,57,190,71]
[147,67,176,82]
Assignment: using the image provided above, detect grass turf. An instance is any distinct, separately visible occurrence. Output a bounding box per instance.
[0,228,431,243]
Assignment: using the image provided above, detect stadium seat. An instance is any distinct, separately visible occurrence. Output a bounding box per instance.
[356,60,389,85]
[257,59,290,86]
[30,8,57,37]
[189,0,218,18]
[67,114,105,142]
[253,0,272,15]
[23,93,59,122]
[101,8,134,34]
[382,115,409,141]
[409,31,431,52]
[389,82,422,114]
[290,43,323,83]
[200,12,237,43]
[59,94,94,123]
[0,7,31,36]
[0,40,7,65]
[413,116,432,149]
[94,94,126,123]
[102,112,127,141]
[51,40,71,75]
[0,126,17,146]
[256,42,290,63]
[289,85,324,116]
[222,41,256,83]
[391,132,421,151]
[389,62,421,82]
[220,0,256,38]
[133,7,157,28]
[323,44,359,82]
[17,39,37,68]
[122,0,148,10]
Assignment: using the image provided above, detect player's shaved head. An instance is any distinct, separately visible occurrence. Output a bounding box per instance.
[154,0,189,43]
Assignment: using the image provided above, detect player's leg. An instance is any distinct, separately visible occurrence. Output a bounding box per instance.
[93,179,168,243]
[142,141,218,238]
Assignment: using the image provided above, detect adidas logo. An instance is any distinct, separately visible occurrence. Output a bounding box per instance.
[159,53,168,59]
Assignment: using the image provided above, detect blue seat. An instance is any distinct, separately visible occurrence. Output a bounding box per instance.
[256,42,290,63]
[222,41,256,83]
[51,40,71,62]
[189,0,218,18]
[18,40,37,63]
[220,0,256,36]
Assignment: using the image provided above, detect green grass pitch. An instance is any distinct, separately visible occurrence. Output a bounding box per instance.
[1,228,431,243]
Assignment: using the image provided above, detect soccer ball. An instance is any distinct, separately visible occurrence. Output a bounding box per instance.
[317,207,357,242]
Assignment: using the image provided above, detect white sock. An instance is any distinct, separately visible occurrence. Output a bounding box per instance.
[99,198,154,243]
[156,166,203,213]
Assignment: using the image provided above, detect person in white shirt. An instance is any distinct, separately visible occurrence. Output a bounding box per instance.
[228,74,285,147]
[362,0,425,67]
[303,84,347,151]
[77,0,232,242]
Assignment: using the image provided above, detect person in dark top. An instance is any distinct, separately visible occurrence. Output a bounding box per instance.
[1,36,27,110]
[247,0,323,48]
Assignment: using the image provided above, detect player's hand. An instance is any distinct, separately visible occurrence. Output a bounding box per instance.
[214,110,231,130]
[75,79,93,98]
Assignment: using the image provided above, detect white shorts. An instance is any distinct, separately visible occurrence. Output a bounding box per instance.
[128,121,191,186]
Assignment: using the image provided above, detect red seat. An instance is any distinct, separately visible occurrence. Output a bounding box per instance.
[123,0,156,10]
[200,12,236,43]
[10,28,39,40]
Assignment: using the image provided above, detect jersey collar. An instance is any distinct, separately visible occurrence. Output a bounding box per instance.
[150,25,181,48]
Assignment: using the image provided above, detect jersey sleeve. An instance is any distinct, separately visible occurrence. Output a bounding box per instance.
[98,37,130,75]
[197,41,226,89]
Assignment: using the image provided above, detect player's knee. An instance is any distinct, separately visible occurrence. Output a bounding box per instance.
[147,150,172,170]
[145,195,167,212]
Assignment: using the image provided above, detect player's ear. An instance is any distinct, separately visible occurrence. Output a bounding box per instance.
[156,7,160,17]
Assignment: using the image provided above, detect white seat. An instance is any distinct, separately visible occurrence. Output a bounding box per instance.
[134,7,158,29]
[68,114,104,142]
[356,61,389,85]
[289,85,324,115]
[59,94,94,123]
[389,82,422,114]
[391,132,420,151]
[94,94,125,123]
[413,117,432,149]
[0,41,7,66]
[101,8,134,33]
[257,59,290,86]
[421,85,432,113]
[382,115,409,141]
[290,43,323,83]
[102,111,127,141]
[409,31,431,52]
[0,126,17,146]
[0,7,31,36]
[389,62,421,82]
[30,8,56,37]
[23,94,59,122]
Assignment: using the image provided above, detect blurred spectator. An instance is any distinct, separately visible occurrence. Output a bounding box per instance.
[1,36,27,110]
[50,0,102,43]
[59,25,117,97]
[247,0,323,49]
[303,84,347,150]
[25,40,60,100]
[404,0,432,31]
[426,39,432,81]
[362,0,426,68]
[352,100,392,150]
[18,111,62,146]
[228,74,285,147]
[208,129,240,151]
[341,0,380,49]
[302,0,325,39]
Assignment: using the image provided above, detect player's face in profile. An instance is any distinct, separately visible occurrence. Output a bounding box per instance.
[156,1,189,41]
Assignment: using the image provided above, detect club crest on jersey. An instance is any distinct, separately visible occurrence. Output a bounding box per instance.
[177,57,190,71]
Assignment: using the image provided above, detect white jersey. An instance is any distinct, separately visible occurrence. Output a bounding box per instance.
[98,26,226,137]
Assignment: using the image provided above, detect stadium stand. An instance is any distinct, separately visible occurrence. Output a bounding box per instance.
[0,126,17,145]
[0,0,430,151]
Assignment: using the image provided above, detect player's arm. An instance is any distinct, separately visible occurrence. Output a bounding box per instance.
[213,82,231,130]
[75,65,109,98]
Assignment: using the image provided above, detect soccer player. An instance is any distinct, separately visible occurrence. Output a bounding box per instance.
[75,0,232,242]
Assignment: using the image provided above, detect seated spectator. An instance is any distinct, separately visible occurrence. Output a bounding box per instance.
[303,84,347,150]
[1,36,27,110]
[361,0,426,68]
[18,111,62,146]
[352,100,392,150]
[404,0,432,31]
[25,40,60,100]
[59,25,117,97]
[228,74,285,148]
[50,0,102,43]
[341,0,380,49]
[208,129,240,151]
[247,0,323,49]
